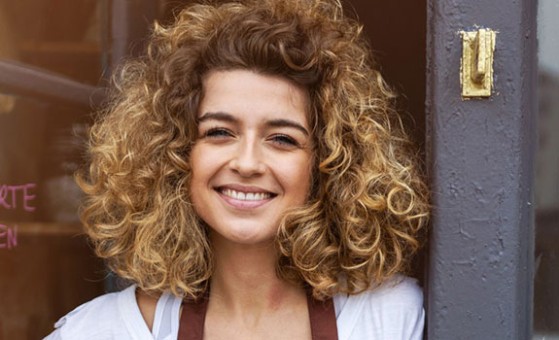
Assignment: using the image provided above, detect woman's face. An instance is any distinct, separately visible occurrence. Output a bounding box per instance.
[190,69,312,246]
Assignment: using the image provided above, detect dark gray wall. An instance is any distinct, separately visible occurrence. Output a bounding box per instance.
[425,0,537,339]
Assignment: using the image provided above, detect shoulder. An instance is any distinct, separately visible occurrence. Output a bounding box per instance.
[334,275,424,340]
[362,274,424,308]
[43,285,139,340]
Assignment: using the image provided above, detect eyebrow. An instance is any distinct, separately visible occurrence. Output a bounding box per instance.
[198,112,309,136]
[197,112,236,124]
[267,119,309,136]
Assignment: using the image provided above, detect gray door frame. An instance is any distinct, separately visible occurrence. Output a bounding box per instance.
[425,0,537,338]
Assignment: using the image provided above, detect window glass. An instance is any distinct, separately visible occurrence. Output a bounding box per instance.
[0,0,106,337]
[0,0,105,85]
[534,0,559,337]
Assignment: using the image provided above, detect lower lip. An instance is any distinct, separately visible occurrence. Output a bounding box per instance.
[217,191,273,209]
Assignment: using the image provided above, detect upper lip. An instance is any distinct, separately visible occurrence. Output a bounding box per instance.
[215,184,277,195]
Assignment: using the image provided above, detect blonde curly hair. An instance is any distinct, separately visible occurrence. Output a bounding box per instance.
[78,0,429,299]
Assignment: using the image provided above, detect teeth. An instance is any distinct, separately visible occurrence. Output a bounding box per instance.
[222,189,271,201]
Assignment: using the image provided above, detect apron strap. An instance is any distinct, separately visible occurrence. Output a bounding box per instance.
[306,290,339,340]
[177,295,208,340]
[178,289,338,340]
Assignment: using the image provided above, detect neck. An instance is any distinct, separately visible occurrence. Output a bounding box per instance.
[209,233,304,315]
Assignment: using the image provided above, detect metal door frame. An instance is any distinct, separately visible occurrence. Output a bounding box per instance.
[425,0,537,338]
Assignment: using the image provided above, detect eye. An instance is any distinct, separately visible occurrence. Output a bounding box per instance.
[269,133,299,147]
[202,127,234,139]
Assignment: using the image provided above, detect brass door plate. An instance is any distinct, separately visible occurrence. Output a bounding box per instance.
[461,28,496,98]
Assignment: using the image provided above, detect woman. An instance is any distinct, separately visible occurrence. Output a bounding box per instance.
[46,0,429,339]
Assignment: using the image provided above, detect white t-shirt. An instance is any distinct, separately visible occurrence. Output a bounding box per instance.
[44,275,424,340]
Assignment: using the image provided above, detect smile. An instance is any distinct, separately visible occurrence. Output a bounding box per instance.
[219,188,274,201]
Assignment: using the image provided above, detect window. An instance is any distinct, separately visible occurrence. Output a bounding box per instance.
[534,0,559,337]
[0,1,106,338]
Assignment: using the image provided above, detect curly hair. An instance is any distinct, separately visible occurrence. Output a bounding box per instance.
[78,0,429,299]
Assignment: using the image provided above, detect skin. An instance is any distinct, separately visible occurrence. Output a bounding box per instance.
[190,69,313,247]
[139,69,314,339]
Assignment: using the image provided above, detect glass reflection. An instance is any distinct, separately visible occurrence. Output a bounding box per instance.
[534,0,559,337]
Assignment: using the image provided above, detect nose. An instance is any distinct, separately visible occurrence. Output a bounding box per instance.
[228,137,266,177]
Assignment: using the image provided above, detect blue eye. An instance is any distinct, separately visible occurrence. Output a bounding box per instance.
[203,127,233,138]
[270,134,299,147]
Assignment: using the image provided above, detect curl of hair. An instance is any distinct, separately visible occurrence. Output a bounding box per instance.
[77,0,429,299]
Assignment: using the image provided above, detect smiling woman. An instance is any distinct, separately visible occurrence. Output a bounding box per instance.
[191,70,312,246]
[45,0,429,339]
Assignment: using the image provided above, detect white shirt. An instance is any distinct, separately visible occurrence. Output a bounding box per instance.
[44,275,424,340]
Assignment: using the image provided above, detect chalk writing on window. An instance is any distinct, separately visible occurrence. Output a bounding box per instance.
[0,183,36,249]
[0,223,17,249]
[0,183,36,212]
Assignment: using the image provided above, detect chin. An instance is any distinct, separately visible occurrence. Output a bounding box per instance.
[210,224,277,247]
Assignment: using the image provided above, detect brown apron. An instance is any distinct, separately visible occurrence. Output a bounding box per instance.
[177,289,339,340]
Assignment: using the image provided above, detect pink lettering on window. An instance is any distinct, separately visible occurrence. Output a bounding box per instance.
[0,224,17,250]
[0,183,36,212]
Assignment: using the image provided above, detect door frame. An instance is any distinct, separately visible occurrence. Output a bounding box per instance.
[425,0,537,338]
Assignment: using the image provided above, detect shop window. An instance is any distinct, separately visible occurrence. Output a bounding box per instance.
[0,0,106,338]
[534,0,559,337]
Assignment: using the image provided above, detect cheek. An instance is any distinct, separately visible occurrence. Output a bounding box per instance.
[189,142,217,172]
[188,164,208,222]
[281,155,313,201]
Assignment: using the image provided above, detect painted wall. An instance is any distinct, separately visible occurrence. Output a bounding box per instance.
[426,0,537,339]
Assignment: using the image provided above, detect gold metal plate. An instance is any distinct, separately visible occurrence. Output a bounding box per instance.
[461,28,496,98]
